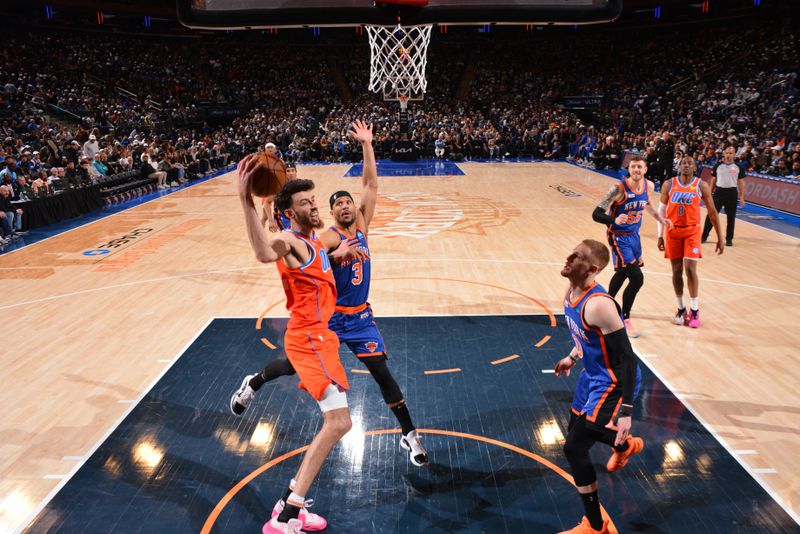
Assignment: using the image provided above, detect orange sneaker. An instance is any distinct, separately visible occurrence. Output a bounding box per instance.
[558,516,610,533]
[606,435,644,472]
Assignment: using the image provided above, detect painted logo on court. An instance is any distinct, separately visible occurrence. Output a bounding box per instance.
[83,228,154,257]
[549,184,582,197]
[369,192,520,239]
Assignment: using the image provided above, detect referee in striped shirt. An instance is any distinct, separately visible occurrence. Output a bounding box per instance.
[702,145,746,247]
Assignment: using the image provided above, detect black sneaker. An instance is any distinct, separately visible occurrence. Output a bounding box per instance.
[725,240,733,247]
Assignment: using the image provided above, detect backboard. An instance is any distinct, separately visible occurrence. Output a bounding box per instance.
[177,0,623,30]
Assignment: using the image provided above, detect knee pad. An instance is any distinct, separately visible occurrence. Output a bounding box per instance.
[625,265,644,288]
[317,383,348,412]
[362,357,404,405]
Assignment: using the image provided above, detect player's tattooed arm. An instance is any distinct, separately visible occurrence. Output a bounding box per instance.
[597,183,622,210]
[592,183,621,225]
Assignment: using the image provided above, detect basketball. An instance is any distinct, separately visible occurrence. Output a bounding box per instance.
[250,152,287,197]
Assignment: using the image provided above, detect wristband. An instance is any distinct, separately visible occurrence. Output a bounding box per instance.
[569,354,579,363]
[618,404,633,417]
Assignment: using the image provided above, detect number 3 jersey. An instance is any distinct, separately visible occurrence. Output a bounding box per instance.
[328,226,385,357]
[329,226,371,308]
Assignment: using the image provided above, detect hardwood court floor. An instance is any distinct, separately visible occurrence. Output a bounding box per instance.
[1,161,798,532]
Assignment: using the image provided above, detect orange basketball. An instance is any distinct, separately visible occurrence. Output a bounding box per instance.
[250,152,287,197]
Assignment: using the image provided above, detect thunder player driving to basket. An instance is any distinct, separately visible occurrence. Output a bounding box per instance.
[323,119,428,466]
[235,155,365,534]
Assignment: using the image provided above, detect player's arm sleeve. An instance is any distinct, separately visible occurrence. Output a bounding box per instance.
[603,328,638,406]
[592,183,621,225]
[592,206,615,226]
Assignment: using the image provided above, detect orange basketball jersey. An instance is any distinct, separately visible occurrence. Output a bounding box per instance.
[277,230,337,330]
[666,176,702,227]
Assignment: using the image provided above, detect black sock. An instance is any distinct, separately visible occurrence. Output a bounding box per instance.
[579,490,603,530]
[607,269,627,298]
[281,486,292,503]
[277,502,301,523]
[613,439,629,453]
[249,359,296,391]
[391,402,415,435]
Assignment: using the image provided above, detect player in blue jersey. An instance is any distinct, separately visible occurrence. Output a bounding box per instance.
[554,239,644,534]
[321,119,428,467]
[592,154,673,338]
[262,163,298,231]
[230,120,428,468]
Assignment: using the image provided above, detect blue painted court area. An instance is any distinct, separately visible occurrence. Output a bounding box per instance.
[344,159,464,177]
[25,316,797,533]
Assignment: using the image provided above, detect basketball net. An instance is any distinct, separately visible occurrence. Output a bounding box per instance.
[366,23,432,103]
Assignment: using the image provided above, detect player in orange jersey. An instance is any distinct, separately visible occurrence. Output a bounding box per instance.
[234,156,363,534]
[658,155,723,328]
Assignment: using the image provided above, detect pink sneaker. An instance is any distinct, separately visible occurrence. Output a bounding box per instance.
[687,309,701,328]
[623,319,640,338]
[271,499,327,531]
[262,517,305,534]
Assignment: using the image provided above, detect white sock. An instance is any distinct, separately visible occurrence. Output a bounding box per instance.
[690,297,699,311]
[676,295,685,309]
[286,491,305,509]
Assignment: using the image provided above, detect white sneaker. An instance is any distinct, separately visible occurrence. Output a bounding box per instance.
[400,430,429,467]
[230,374,257,415]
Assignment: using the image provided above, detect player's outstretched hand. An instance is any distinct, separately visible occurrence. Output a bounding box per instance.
[237,154,261,203]
[554,356,576,377]
[609,416,632,446]
[349,119,374,145]
[715,241,724,255]
[331,237,367,264]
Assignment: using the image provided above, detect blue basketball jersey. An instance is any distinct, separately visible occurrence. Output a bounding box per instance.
[564,282,621,385]
[609,179,649,234]
[273,206,292,231]
[330,227,371,307]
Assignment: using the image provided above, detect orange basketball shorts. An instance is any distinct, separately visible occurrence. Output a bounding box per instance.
[665,225,702,260]
[284,328,349,400]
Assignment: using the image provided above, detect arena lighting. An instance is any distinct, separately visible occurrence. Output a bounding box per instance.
[44,5,53,19]
[654,5,662,18]
[143,15,151,27]
[96,11,104,24]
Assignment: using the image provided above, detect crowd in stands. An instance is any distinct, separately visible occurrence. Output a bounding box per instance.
[0,16,797,244]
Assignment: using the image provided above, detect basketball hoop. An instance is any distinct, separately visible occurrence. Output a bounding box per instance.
[366,23,432,102]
